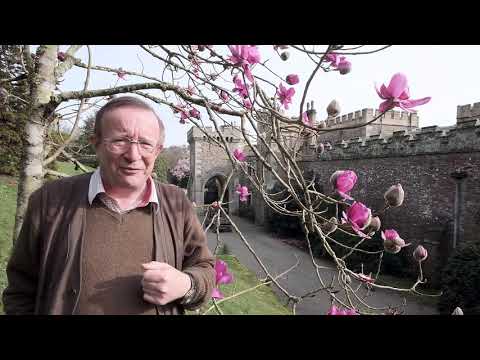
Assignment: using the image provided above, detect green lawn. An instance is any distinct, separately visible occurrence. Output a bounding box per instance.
[193,255,292,315]
[0,175,18,314]
[0,164,291,315]
[54,161,95,176]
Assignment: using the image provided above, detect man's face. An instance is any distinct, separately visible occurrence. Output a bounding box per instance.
[94,106,162,193]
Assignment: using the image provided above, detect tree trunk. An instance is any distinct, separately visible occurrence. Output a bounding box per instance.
[13,45,58,242]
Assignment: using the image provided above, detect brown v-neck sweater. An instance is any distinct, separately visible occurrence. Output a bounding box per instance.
[3,173,216,315]
[76,200,157,315]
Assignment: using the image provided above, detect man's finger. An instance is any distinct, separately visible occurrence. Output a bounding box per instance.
[143,292,160,305]
[142,269,167,283]
[143,291,168,306]
[141,261,169,270]
[142,280,165,294]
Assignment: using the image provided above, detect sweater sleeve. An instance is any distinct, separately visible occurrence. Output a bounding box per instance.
[2,188,43,315]
[180,192,216,311]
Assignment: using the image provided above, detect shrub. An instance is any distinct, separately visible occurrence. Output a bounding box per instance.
[438,242,480,315]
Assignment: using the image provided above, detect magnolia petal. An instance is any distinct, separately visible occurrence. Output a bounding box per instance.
[212,288,224,299]
[379,100,394,113]
[403,96,431,108]
[375,83,387,100]
[243,64,254,83]
[387,73,408,99]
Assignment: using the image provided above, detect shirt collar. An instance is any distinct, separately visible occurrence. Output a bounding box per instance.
[88,168,159,211]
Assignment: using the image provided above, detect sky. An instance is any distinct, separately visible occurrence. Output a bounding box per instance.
[56,45,480,147]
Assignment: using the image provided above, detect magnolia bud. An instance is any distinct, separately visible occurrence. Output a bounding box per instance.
[321,217,338,234]
[452,307,464,315]
[384,184,405,207]
[57,52,66,62]
[317,143,325,154]
[198,45,206,52]
[280,51,290,61]
[366,216,381,234]
[327,99,341,117]
[338,60,352,75]
[384,241,402,254]
[413,245,428,262]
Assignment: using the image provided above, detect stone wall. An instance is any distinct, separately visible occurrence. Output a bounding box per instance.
[300,119,480,285]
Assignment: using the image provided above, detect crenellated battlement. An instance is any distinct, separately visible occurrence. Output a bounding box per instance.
[302,119,480,161]
[457,102,480,123]
[325,108,419,128]
[187,124,244,143]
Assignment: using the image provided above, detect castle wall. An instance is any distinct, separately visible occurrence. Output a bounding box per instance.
[301,119,480,285]
[188,103,480,287]
[318,108,419,144]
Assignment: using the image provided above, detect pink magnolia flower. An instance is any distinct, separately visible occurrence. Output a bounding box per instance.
[228,45,261,83]
[233,148,247,162]
[236,184,250,202]
[413,245,428,262]
[277,83,295,110]
[212,259,234,300]
[220,90,230,102]
[232,75,249,98]
[211,201,220,209]
[243,65,255,83]
[376,73,431,113]
[173,103,189,124]
[326,53,352,74]
[286,74,300,85]
[327,305,358,315]
[178,109,190,123]
[228,45,261,66]
[381,229,410,254]
[330,170,357,200]
[215,259,234,284]
[243,98,252,110]
[327,304,340,315]
[189,108,201,120]
[341,201,372,238]
[326,53,341,67]
[211,288,224,300]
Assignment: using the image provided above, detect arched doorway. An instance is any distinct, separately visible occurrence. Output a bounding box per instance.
[203,175,232,232]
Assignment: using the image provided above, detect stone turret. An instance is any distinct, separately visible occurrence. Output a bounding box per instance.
[457,102,480,124]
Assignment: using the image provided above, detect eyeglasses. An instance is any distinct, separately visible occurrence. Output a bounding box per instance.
[103,138,158,154]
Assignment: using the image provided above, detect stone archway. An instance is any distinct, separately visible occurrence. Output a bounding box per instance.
[203,174,229,213]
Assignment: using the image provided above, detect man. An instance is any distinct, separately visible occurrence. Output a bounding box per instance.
[3,96,216,314]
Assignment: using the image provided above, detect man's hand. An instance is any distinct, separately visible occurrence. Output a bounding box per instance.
[141,262,192,306]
